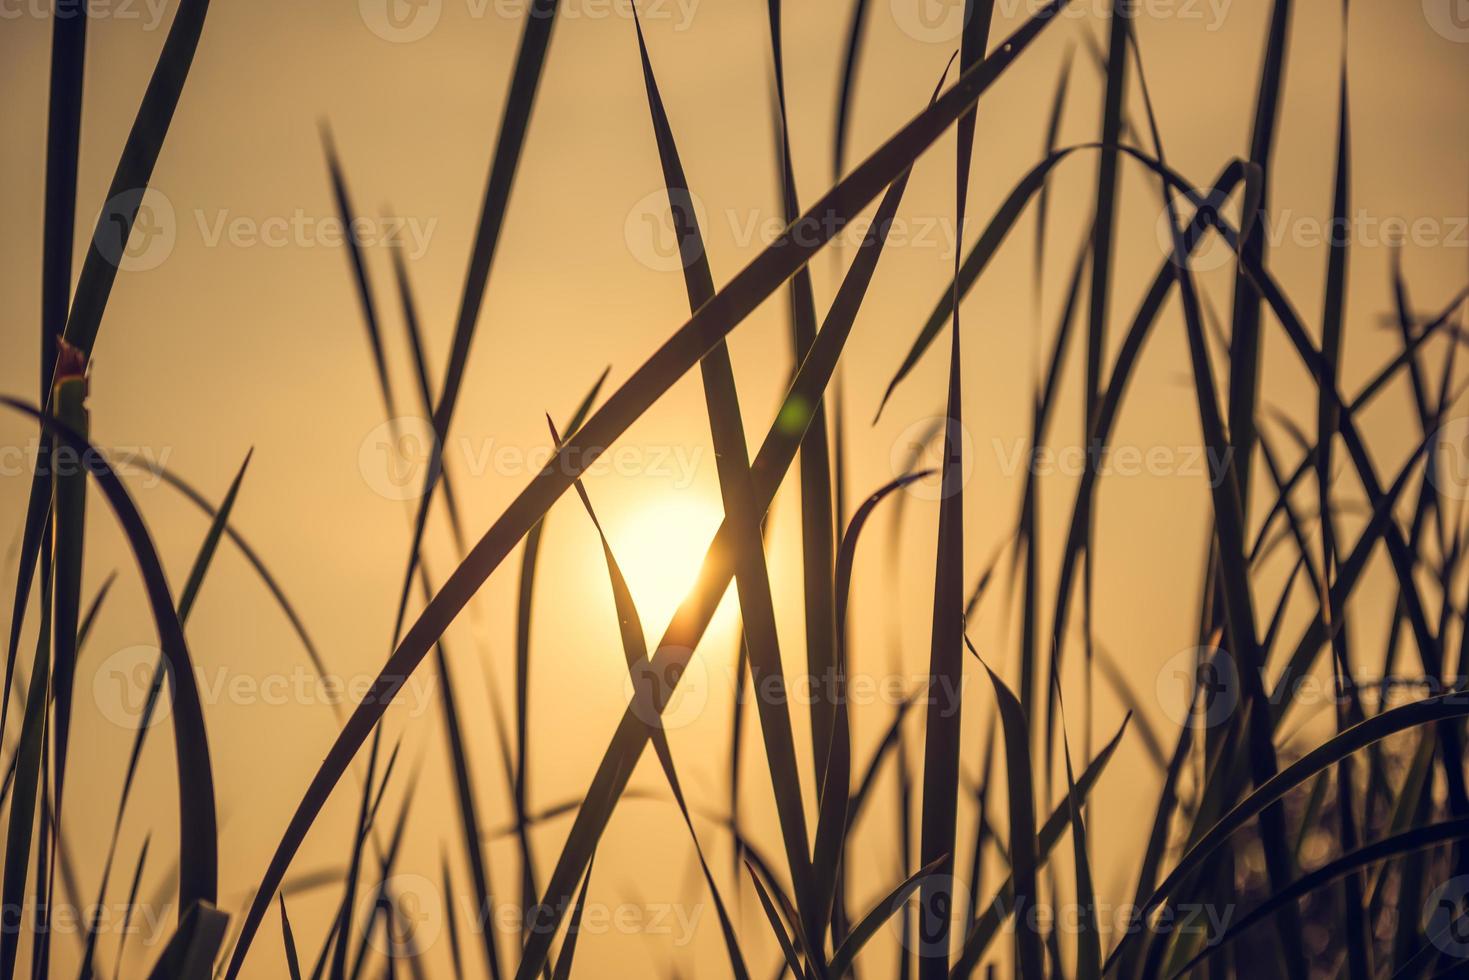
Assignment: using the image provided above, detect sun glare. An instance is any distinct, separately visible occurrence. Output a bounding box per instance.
[609,494,729,640]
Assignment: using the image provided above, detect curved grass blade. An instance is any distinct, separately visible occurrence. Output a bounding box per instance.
[79,451,249,980]
[1208,209,1469,830]
[828,854,948,978]
[0,397,218,913]
[1102,690,1469,975]
[1173,817,1469,978]
[814,471,932,934]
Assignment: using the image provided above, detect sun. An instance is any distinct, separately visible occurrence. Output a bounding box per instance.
[608,493,730,641]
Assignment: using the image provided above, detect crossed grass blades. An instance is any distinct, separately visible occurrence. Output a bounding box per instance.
[6,0,1469,976]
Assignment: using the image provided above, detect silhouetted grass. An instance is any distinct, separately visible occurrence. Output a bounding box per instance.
[4,0,1468,976]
